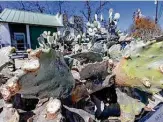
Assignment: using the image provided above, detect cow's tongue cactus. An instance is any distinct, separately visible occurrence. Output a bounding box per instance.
[114,40,163,94]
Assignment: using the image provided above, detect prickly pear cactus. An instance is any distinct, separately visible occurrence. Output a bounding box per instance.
[38,31,60,49]
[114,40,163,94]
[0,35,75,100]
[19,48,75,99]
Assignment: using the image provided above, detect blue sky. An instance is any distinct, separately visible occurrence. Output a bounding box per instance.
[110,1,162,31]
[0,1,163,31]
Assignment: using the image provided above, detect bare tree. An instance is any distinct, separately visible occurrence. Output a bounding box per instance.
[17,1,46,13]
[80,1,110,22]
[34,1,45,13]
[45,1,51,14]
[95,1,110,15]
[80,1,92,22]
[17,1,31,11]
[58,1,65,14]
[18,1,26,10]
[17,1,69,15]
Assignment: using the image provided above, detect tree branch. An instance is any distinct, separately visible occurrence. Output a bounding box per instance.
[95,1,109,15]
[80,1,92,22]
[80,10,89,21]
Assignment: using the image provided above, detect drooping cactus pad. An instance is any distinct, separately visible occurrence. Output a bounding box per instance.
[0,48,75,100]
[114,40,163,94]
[19,48,75,99]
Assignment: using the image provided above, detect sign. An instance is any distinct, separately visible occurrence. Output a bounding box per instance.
[139,103,163,122]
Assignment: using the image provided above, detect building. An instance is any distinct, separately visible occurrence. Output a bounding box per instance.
[0,8,63,50]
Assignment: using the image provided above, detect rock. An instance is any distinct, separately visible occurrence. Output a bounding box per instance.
[0,105,19,122]
[116,88,145,122]
[0,73,9,86]
[70,51,103,63]
[92,42,104,53]
[71,83,89,103]
[102,74,115,87]
[79,60,109,80]
[71,70,80,81]
[0,99,4,109]
[0,46,15,72]
[0,76,21,101]
[108,44,122,62]
[63,105,95,122]
[29,98,64,122]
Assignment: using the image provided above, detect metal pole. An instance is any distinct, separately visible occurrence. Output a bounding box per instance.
[100,0,101,12]
[155,0,158,24]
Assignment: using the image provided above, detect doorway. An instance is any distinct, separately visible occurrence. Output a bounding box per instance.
[13,33,26,50]
[9,23,27,50]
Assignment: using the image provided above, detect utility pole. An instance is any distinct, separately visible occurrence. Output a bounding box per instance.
[155,0,159,24]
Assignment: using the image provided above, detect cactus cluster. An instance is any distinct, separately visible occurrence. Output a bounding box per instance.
[0,7,163,122]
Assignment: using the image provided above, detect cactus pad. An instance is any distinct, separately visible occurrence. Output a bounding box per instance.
[114,40,163,94]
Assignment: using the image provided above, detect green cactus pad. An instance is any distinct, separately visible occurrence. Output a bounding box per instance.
[114,41,163,94]
[19,48,75,99]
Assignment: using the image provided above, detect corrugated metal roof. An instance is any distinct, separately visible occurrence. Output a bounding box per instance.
[0,8,63,27]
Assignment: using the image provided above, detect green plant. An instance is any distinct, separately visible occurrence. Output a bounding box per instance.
[114,40,163,94]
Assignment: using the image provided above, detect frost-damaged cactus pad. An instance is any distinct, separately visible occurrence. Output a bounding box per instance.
[18,48,75,99]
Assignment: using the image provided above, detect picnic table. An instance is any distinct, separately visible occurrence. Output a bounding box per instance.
[9,50,28,71]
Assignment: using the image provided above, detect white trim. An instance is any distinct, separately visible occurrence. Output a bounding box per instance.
[26,25,31,48]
